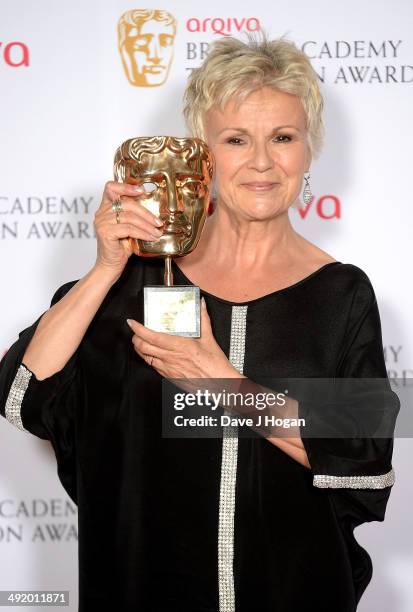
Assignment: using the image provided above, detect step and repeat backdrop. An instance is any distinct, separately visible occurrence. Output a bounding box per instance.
[1,0,412,610]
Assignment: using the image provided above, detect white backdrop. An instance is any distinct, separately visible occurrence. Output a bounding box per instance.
[1,1,412,610]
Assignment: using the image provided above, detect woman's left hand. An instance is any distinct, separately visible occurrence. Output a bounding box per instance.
[127,298,241,379]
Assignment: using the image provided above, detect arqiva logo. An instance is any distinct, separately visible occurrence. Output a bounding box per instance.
[186,17,260,36]
[297,195,341,219]
[0,41,29,67]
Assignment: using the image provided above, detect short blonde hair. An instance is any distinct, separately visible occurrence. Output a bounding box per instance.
[183,35,324,158]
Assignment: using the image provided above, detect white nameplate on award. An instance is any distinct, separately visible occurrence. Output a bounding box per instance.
[144,286,201,337]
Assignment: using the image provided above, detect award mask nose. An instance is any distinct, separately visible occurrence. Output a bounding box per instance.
[166,182,180,214]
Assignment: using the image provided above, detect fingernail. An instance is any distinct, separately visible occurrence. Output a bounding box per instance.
[154,217,164,227]
[126,318,133,327]
[132,186,143,192]
[201,297,206,308]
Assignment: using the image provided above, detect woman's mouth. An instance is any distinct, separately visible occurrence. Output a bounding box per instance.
[241,182,280,192]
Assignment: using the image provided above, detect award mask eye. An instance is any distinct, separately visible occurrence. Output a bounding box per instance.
[142,182,157,196]
[180,180,205,198]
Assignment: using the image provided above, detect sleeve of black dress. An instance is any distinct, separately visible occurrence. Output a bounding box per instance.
[298,272,399,527]
[0,280,80,502]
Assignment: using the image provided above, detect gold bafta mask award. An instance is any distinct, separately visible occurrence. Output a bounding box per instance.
[114,136,214,337]
[118,10,177,87]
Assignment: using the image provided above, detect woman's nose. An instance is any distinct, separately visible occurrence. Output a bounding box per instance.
[247,143,275,172]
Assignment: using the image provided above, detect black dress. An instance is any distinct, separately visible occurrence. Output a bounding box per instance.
[0,257,397,612]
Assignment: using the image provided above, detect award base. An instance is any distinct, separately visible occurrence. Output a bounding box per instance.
[144,286,201,337]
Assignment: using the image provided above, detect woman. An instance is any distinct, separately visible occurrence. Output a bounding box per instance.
[0,36,396,611]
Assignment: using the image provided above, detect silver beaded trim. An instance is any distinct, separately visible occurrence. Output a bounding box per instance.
[5,364,32,433]
[218,305,248,612]
[228,306,247,373]
[313,467,395,489]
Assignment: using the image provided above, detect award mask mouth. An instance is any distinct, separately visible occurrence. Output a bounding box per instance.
[163,222,192,236]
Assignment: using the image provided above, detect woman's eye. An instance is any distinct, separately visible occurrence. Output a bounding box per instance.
[274,135,292,143]
[227,137,244,145]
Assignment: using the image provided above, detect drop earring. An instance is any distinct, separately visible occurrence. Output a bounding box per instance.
[302,172,312,205]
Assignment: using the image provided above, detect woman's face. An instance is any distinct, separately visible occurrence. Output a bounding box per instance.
[204,86,311,221]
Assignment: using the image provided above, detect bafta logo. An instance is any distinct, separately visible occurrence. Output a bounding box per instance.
[118,9,177,87]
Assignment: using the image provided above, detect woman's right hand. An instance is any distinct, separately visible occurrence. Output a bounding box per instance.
[93,181,164,281]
